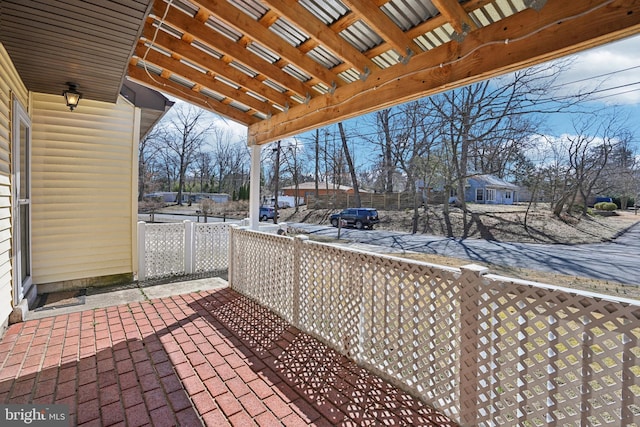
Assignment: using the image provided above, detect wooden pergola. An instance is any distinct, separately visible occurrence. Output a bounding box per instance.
[3,0,638,146]
[127,0,640,146]
[2,0,639,226]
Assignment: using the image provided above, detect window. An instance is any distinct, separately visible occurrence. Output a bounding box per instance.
[486,189,496,202]
[505,191,512,199]
[476,188,483,201]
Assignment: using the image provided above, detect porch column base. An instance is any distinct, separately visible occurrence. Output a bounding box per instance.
[9,284,38,323]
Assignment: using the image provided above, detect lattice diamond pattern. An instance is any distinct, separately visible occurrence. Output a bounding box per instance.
[228,228,640,426]
[194,223,231,272]
[298,242,363,355]
[141,222,233,280]
[230,229,294,321]
[466,276,640,426]
[143,223,185,278]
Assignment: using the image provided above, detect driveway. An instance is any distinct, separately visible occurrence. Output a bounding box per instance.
[289,222,640,286]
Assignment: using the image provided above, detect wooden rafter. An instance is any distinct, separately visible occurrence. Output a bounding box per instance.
[247,0,640,144]
[128,61,261,125]
[134,44,274,116]
[431,0,478,36]
[264,0,376,74]
[150,1,310,98]
[192,0,341,90]
[341,0,422,56]
[141,24,291,108]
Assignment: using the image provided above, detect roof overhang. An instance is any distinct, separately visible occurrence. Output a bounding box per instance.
[0,0,153,103]
[121,79,175,139]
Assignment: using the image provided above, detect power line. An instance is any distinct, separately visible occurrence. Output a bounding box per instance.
[547,64,640,90]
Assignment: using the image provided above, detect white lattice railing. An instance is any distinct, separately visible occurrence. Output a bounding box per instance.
[137,221,232,280]
[137,221,288,280]
[228,227,640,426]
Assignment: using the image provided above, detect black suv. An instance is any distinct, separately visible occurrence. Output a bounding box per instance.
[330,208,379,229]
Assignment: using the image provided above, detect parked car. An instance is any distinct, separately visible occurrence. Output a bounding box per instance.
[259,206,277,221]
[330,208,379,229]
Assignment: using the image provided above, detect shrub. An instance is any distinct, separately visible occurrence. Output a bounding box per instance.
[200,199,216,216]
[594,202,617,211]
[569,204,585,214]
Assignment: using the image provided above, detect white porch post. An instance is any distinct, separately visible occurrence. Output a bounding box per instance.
[248,143,261,230]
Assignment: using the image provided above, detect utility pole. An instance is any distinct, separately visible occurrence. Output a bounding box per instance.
[273,140,281,223]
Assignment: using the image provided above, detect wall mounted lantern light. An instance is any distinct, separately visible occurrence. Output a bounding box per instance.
[62,82,82,111]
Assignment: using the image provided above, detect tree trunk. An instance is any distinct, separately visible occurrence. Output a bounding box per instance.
[338,122,361,207]
[176,153,186,205]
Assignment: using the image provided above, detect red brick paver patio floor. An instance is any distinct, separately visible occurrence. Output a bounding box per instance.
[0,287,456,426]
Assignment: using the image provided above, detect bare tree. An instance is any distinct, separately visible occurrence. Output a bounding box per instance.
[280,139,305,212]
[550,114,627,216]
[210,128,234,193]
[428,62,578,214]
[338,122,361,207]
[158,148,179,196]
[163,105,215,205]
[138,125,166,201]
[363,109,396,192]
[602,132,637,209]
[194,150,213,192]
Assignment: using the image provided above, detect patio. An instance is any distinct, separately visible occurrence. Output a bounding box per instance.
[0,285,455,426]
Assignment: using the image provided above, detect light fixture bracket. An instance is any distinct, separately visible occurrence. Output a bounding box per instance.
[524,0,547,11]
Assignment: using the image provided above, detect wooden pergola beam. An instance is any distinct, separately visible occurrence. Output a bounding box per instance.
[341,0,422,56]
[431,0,478,36]
[192,0,342,90]
[134,44,275,116]
[151,0,310,99]
[140,24,292,108]
[264,0,377,74]
[128,63,260,126]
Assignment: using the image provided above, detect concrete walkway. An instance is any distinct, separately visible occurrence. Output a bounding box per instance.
[289,222,640,285]
[1,282,455,426]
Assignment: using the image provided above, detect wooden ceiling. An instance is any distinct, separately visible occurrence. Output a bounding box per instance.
[2,1,639,146]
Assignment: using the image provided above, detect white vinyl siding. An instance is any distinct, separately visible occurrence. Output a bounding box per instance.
[0,43,28,326]
[31,93,137,284]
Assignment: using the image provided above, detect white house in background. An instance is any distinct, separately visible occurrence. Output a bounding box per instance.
[465,175,519,205]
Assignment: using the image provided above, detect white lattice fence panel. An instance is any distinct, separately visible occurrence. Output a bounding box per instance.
[227,229,640,426]
[298,242,463,419]
[462,274,640,426]
[229,228,294,321]
[298,241,364,355]
[143,223,185,279]
[193,223,231,273]
[358,255,462,419]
